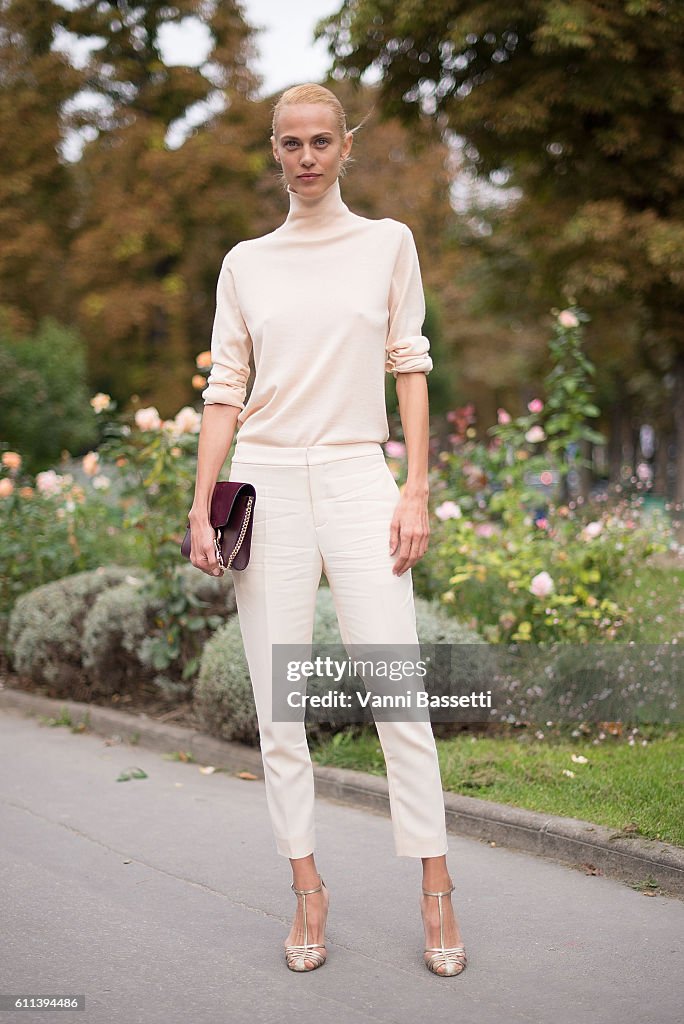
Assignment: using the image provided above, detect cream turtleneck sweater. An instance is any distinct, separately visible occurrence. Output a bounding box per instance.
[202,175,433,448]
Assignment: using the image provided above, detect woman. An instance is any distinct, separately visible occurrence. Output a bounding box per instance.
[188,83,466,978]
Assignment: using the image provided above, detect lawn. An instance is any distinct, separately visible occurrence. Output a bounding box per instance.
[311,557,684,846]
[311,724,684,845]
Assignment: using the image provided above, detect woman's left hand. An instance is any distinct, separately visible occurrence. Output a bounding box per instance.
[389,488,430,576]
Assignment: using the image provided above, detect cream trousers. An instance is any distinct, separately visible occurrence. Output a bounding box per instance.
[228,440,449,859]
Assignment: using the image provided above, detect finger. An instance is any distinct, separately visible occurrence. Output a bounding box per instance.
[203,545,223,577]
[389,516,400,554]
[393,534,417,575]
[392,524,412,571]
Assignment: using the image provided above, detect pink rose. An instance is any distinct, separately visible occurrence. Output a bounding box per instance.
[529,571,554,598]
[497,408,511,424]
[35,470,65,496]
[528,399,544,414]
[384,440,406,459]
[135,407,162,431]
[525,426,546,444]
[173,406,202,435]
[558,309,579,328]
[435,500,462,521]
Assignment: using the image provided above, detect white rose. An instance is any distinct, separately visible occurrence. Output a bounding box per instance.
[529,571,554,598]
[135,407,162,431]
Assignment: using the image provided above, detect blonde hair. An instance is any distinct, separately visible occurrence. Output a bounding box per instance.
[271,82,373,187]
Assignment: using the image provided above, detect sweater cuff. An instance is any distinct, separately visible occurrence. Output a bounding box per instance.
[201,379,246,409]
[385,334,433,378]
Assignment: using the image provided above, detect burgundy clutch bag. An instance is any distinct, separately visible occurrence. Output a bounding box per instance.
[181,481,256,571]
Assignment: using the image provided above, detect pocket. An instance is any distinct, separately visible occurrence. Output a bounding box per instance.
[324,454,399,514]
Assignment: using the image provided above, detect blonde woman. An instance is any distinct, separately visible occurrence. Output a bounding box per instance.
[188,83,466,978]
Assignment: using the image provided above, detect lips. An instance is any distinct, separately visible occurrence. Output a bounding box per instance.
[298,174,321,179]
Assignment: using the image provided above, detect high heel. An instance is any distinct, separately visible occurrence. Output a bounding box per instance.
[421,882,467,977]
[284,876,328,972]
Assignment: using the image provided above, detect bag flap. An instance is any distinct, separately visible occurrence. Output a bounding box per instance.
[210,481,256,530]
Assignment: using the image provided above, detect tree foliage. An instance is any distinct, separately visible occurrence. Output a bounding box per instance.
[315,0,684,495]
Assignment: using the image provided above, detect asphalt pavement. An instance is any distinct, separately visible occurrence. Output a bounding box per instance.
[1,706,682,1024]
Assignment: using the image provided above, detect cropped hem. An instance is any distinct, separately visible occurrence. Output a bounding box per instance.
[393,831,449,858]
[275,830,317,859]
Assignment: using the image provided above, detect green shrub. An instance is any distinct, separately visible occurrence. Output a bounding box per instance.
[7,564,237,701]
[7,566,132,696]
[81,572,160,697]
[0,470,126,643]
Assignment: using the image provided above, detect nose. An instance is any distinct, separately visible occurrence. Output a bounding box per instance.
[300,146,316,166]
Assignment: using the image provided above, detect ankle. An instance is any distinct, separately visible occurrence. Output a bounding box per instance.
[422,877,453,894]
[292,873,324,893]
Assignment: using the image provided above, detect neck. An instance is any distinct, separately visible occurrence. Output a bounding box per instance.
[283,176,351,231]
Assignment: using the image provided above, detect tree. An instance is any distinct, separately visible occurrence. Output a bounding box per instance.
[60,0,264,411]
[316,1,684,505]
[0,0,82,330]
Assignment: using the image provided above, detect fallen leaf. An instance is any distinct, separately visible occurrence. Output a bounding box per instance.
[579,862,603,876]
[621,822,641,835]
[199,765,216,775]
[236,771,259,781]
[116,766,148,782]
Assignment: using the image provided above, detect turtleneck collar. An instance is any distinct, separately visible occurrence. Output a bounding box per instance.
[283,176,352,231]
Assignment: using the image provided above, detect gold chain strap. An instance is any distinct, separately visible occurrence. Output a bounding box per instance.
[215,495,254,570]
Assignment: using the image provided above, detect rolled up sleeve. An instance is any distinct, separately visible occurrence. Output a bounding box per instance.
[202,251,252,409]
[385,223,433,379]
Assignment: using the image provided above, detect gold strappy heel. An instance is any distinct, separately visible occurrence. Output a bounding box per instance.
[284,876,328,972]
[421,882,467,977]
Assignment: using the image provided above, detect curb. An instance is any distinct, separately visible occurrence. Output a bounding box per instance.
[2,686,682,898]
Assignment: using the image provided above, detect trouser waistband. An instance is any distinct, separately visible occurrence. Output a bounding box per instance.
[232,441,384,466]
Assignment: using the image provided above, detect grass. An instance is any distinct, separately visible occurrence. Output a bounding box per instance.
[310,725,684,845]
[310,557,684,846]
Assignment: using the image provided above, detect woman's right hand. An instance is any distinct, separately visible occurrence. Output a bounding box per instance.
[188,514,225,577]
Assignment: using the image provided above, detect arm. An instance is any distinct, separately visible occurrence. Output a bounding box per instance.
[385,224,433,576]
[189,250,252,576]
[189,404,240,522]
[389,373,430,575]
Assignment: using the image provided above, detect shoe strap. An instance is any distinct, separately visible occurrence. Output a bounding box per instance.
[422,882,455,897]
[291,876,324,896]
[291,876,325,950]
[425,945,466,953]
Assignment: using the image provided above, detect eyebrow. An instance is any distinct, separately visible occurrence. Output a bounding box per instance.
[280,131,334,141]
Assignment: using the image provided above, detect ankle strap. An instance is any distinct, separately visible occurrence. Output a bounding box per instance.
[292,876,324,896]
[422,882,454,897]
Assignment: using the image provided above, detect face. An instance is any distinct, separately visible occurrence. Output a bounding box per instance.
[271,103,353,195]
